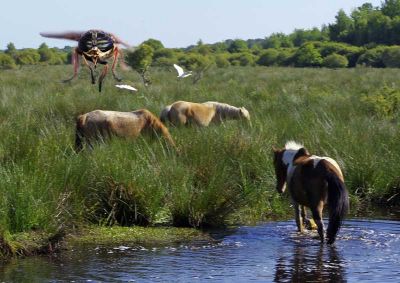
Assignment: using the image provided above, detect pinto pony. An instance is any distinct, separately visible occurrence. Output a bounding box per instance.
[272,141,349,244]
[75,109,175,152]
[160,101,250,127]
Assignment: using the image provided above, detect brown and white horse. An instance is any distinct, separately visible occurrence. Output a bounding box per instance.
[273,141,349,244]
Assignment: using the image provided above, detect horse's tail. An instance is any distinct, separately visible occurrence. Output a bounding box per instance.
[144,110,177,149]
[75,114,86,153]
[326,170,349,244]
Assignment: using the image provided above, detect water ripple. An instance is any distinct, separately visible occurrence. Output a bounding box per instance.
[0,219,399,282]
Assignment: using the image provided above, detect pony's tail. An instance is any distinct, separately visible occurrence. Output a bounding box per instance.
[326,171,349,244]
[75,115,86,153]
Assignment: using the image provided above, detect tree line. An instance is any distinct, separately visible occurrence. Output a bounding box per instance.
[2,1,400,70]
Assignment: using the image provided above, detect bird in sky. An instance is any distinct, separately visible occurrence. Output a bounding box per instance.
[173,64,192,78]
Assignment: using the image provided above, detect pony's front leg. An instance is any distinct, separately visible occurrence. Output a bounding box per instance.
[302,206,317,230]
[311,203,324,243]
[294,204,304,233]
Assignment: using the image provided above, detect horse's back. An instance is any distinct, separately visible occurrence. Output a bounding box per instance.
[78,109,148,138]
[169,101,216,126]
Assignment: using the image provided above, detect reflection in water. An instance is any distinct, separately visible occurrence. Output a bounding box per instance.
[0,219,399,282]
[274,243,345,283]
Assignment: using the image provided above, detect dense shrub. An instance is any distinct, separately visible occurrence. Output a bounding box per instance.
[322,53,349,68]
[361,86,400,119]
[215,54,231,68]
[0,53,17,69]
[382,46,400,67]
[229,52,255,66]
[293,43,323,67]
[257,49,279,66]
[14,49,40,65]
[356,46,387,67]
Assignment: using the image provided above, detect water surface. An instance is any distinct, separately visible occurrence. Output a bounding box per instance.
[1,219,399,282]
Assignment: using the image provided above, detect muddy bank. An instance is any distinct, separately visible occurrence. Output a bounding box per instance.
[0,226,210,262]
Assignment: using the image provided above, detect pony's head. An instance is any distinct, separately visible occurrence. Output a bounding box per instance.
[272,141,309,193]
[239,107,251,121]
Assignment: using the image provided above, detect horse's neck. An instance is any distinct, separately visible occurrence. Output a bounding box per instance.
[283,150,298,184]
[216,105,239,119]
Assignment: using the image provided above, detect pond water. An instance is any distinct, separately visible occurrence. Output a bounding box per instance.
[1,219,399,282]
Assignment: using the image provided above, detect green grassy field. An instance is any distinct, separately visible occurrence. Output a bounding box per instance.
[0,65,399,240]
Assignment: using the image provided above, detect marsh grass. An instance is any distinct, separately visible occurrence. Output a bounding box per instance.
[0,65,399,237]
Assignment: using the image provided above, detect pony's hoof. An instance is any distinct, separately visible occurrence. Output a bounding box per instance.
[305,219,318,231]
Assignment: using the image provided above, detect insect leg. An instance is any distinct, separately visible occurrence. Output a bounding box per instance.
[63,48,80,82]
[111,47,122,82]
[82,55,96,84]
[98,64,109,92]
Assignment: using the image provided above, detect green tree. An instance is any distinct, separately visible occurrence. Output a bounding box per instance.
[126,44,154,85]
[5,42,17,58]
[142,39,164,51]
[322,53,349,68]
[211,42,228,52]
[153,48,178,67]
[38,43,53,63]
[381,0,400,18]
[228,39,249,53]
[290,28,328,47]
[350,3,376,45]
[263,33,293,49]
[329,9,353,42]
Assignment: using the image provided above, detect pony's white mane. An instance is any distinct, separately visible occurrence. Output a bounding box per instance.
[284,141,303,151]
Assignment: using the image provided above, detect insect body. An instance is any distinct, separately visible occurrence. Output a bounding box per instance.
[40,30,130,92]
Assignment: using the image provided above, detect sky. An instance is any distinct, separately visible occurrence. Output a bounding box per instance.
[1,0,383,49]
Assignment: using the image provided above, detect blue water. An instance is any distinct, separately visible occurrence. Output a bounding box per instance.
[1,219,399,282]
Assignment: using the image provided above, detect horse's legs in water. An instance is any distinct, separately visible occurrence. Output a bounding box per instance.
[301,206,315,230]
[294,203,304,232]
[300,205,312,230]
[311,203,324,242]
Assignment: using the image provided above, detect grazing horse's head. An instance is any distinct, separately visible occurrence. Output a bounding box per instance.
[239,107,250,121]
[272,141,309,194]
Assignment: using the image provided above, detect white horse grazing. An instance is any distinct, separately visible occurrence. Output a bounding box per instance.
[160,101,250,127]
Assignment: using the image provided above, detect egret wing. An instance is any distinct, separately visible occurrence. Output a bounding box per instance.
[115,84,137,91]
[173,64,184,76]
